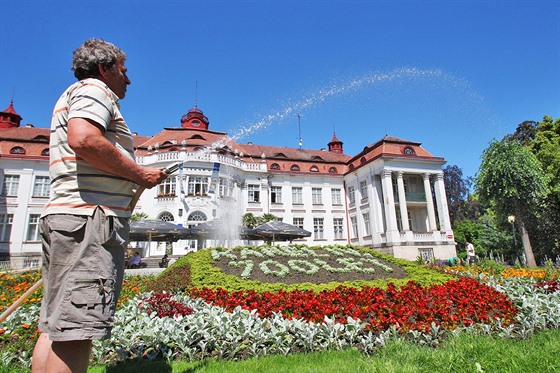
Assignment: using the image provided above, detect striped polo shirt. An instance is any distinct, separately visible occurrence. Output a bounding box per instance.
[42,78,137,218]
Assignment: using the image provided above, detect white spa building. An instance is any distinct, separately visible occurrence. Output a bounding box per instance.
[0,101,457,267]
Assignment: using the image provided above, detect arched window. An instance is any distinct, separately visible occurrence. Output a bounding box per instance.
[290,164,300,171]
[403,146,415,155]
[41,148,50,156]
[158,211,174,222]
[10,146,25,154]
[360,157,367,164]
[310,165,319,172]
[188,211,207,225]
[270,163,280,170]
[329,167,337,173]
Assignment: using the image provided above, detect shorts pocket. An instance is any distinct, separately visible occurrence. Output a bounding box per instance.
[63,278,116,327]
[48,215,87,265]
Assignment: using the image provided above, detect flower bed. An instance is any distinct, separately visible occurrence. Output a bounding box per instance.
[188,277,517,333]
[1,245,559,368]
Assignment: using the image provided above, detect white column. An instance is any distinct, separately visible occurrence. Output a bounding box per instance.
[423,173,437,231]
[371,174,385,233]
[396,172,410,231]
[433,172,451,230]
[380,170,398,238]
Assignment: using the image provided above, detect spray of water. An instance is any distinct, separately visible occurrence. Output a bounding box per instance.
[227,67,487,142]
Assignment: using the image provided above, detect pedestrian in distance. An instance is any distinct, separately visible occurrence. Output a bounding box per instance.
[466,241,476,265]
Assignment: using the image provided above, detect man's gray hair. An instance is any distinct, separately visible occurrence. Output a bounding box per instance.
[71,38,127,80]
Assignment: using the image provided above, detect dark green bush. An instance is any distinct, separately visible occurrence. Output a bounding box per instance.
[145,262,192,293]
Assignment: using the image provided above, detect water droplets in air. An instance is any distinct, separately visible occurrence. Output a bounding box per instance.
[227,67,495,143]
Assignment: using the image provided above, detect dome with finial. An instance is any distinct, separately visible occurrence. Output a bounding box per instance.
[180,104,210,130]
[328,132,344,154]
[0,101,23,129]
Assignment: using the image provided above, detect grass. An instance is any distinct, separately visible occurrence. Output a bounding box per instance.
[80,328,560,373]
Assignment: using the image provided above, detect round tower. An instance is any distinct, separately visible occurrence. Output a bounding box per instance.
[180,105,209,130]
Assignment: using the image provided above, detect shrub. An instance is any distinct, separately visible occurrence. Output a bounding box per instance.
[145,262,193,294]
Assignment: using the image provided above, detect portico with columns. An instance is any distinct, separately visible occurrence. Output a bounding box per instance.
[344,136,457,261]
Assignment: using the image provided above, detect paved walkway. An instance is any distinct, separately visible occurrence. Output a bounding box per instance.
[125,267,166,276]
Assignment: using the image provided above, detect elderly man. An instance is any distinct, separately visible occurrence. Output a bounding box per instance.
[32,39,168,373]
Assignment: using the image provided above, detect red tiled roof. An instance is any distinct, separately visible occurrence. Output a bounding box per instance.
[346,135,444,172]
[0,126,50,158]
[0,112,446,175]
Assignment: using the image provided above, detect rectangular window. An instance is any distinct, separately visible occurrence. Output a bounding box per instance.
[248,184,260,202]
[350,216,358,238]
[293,217,304,229]
[347,185,355,204]
[33,176,50,197]
[331,188,342,205]
[392,178,409,193]
[1,175,19,196]
[0,214,13,242]
[360,180,368,201]
[270,186,282,204]
[333,218,344,239]
[312,187,322,205]
[396,209,413,231]
[292,186,303,204]
[158,176,176,197]
[313,218,324,239]
[188,176,208,196]
[219,178,233,197]
[362,212,371,236]
[26,214,41,241]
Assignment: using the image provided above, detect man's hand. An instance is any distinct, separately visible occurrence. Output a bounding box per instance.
[136,167,169,189]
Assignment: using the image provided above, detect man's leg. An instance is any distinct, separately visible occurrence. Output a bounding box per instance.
[49,340,93,373]
[31,333,51,372]
[32,333,92,373]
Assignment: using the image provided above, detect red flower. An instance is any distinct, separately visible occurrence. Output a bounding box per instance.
[187,277,518,333]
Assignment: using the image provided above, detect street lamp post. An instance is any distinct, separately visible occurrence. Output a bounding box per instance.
[508,215,518,264]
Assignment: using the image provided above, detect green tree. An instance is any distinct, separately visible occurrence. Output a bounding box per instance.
[242,212,278,228]
[452,219,484,260]
[475,140,550,268]
[530,116,560,202]
[502,120,538,146]
[259,213,278,225]
[443,165,472,225]
[130,212,149,222]
[242,213,259,228]
[504,116,560,260]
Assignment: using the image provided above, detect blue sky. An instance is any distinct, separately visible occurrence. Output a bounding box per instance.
[1,0,559,178]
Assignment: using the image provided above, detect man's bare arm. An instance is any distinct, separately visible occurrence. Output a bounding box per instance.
[67,118,167,188]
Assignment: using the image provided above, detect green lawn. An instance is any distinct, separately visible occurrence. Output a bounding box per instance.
[76,328,560,373]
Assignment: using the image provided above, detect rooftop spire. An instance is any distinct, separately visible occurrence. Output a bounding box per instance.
[0,100,23,129]
[194,80,198,109]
